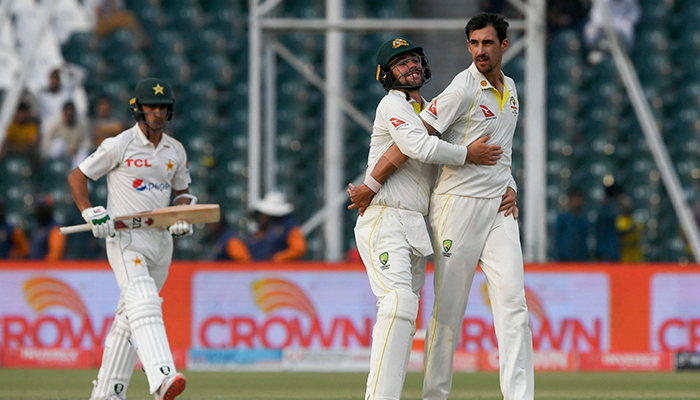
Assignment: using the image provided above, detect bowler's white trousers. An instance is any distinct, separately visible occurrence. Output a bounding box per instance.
[355,206,433,400]
[424,194,534,400]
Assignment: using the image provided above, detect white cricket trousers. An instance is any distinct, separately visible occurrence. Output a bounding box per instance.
[355,206,432,400]
[424,194,534,400]
[93,229,176,398]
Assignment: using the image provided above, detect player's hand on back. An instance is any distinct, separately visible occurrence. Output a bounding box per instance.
[82,206,115,239]
[466,135,502,165]
[168,220,194,238]
[347,183,375,216]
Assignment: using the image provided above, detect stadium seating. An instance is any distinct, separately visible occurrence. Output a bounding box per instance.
[2,1,698,261]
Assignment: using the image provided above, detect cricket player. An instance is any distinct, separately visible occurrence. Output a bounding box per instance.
[420,13,534,400]
[67,78,191,400]
[353,37,503,400]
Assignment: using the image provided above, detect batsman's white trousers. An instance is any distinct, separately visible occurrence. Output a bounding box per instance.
[96,229,176,396]
[355,205,432,400]
[424,194,534,400]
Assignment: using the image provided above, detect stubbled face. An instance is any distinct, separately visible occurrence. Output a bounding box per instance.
[390,53,424,87]
[141,104,168,132]
[467,25,508,76]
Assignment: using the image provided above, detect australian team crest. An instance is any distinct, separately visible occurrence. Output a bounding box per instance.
[442,240,453,257]
[379,252,390,270]
[510,97,519,116]
[392,38,409,48]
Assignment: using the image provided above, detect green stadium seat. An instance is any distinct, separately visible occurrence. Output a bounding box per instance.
[165,5,205,33]
[38,157,72,190]
[193,54,236,86]
[153,54,192,86]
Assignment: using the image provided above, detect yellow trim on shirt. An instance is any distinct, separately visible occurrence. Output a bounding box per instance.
[492,81,511,112]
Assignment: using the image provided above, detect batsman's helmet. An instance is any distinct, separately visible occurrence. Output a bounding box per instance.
[129,78,175,122]
[375,37,431,91]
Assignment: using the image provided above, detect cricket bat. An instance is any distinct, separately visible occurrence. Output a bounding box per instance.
[59,204,220,235]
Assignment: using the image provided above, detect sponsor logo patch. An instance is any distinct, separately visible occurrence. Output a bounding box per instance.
[480,105,496,119]
[132,179,171,192]
[389,117,408,129]
[427,100,437,118]
[160,365,171,375]
[114,383,124,394]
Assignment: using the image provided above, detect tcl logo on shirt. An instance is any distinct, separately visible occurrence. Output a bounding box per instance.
[126,159,152,167]
[132,179,170,192]
[390,117,408,129]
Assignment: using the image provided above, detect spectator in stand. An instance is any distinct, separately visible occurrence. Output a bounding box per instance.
[39,69,76,136]
[28,194,66,261]
[595,183,622,261]
[226,192,307,262]
[38,66,88,132]
[93,0,149,47]
[583,0,640,64]
[0,196,30,259]
[204,219,238,260]
[90,95,125,147]
[0,102,40,163]
[616,194,643,262]
[554,187,590,261]
[42,101,91,167]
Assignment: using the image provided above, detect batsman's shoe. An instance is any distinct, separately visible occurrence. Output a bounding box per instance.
[154,373,186,400]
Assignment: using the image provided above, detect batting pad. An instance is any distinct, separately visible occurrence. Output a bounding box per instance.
[124,276,176,394]
[91,310,138,400]
[366,289,418,400]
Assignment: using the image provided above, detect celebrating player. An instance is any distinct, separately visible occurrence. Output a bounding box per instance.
[420,13,534,400]
[67,78,191,400]
[351,37,502,400]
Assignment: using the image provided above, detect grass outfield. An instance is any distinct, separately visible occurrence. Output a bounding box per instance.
[0,370,699,399]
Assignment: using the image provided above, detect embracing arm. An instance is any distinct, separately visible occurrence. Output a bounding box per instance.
[347,144,408,216]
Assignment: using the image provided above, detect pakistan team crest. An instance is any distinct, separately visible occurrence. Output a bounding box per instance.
[442,240,453,257]
[379,252,390,270]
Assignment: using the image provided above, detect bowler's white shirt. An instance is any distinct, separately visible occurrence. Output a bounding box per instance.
[368,89,467,216]
[421,63,519,198]
[79,124,191,218]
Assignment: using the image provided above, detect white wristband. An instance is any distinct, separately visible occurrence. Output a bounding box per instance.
[364,175,382,193]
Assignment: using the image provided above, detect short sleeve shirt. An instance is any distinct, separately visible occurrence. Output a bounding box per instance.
[420,63,520,198]
[78,124,191,217]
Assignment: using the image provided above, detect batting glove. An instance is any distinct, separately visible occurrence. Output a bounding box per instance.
[167,220,193,238]
[81,206,115,239]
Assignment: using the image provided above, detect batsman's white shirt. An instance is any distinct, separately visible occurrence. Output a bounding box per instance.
[366,89,467,216]
[420,62,518,199]
[79,123,191,219]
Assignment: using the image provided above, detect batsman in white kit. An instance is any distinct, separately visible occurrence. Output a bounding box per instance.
[350,37,505,400]
[420,13,534,400]
[68,78,192,400]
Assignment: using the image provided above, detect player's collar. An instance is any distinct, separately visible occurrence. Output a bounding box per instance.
[133,123,152,146]
[468,62,505,90]
[388,89,426,106]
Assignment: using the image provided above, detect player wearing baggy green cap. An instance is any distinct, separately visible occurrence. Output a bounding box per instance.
[348,35,506,400]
